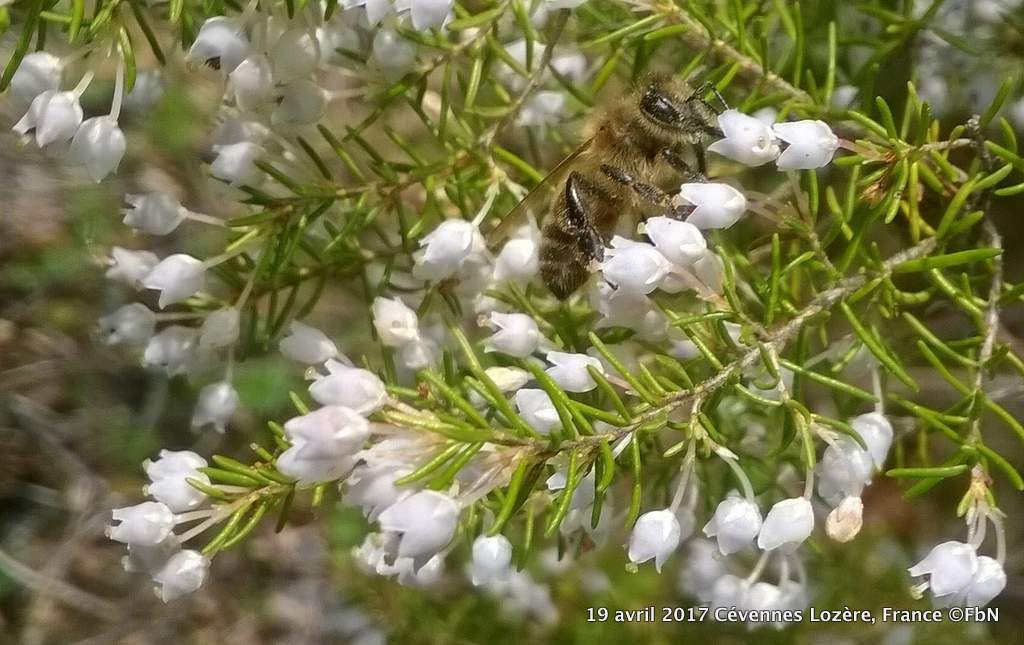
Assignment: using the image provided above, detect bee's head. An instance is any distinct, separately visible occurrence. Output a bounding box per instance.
[638,75,688,130]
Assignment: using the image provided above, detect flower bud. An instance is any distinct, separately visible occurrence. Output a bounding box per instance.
[13,90,83,147]
[187,16,250,73]
[153,550,209,602]
[11,52,63,104]
[210,141,265,186]
[514,388,560,435]
[908,541,979,598]
[483,312,540,357]
[372,297,421,347]
[679,182,747,230]
[309,362,387,414]
[545,350,604,393]
[143,254,205,309]
[707,109,781,166]
[269,27,321,83]
[106,247,160,288]
[69,116,126,182]
[756,497,814,552]
[279,321,338,364]
[283,406,370,455]
[772,120,840,170]
[144,449,207,480]
[191,381,239,433]
[99,303,156,345]
[199,307,240,348]
[641,217,707,268]
[378,490,460,559]
[107,501,175,546]
[122,192,188,235]
[470,534,513,586]
[702,496,762,555]
[825,495,863,543]
[627,509,682,572]
[601,238,672,295]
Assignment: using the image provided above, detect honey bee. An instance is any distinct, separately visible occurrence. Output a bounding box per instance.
[487,73,726,299]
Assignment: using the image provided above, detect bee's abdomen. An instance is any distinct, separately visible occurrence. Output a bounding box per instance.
[540,220,590,300]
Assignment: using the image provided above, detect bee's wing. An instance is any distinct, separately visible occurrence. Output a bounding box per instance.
[485,137,595,248]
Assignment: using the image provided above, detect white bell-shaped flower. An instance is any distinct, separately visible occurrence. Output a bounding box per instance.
[199,307,240,348]
[371,27,417,79]
[346,462,412,521]
[756,497,814,552]
[593,283,667,339]
[372,297,421,347]
[378,490,460,558]
[493,224,540,284]
[399,337,439,370]
[106,247,159,288]
[107,501,176,546]
[229,54,275,112]
[99,303,156,345]
[309,361,387,414]
[710,573,747,610]
[908,541,979,598]
[121,538,180,576]
[69,116,126,182]
[825,495,863,543]
[601,238,672,295]
[191,381,239,433]
[272,79,327,126]
[628,509,682,572]
[850,412,893,469]
[485,366,530,392]
[483,312,540,357]
[145,450,211,512]
[679,539,730,602]
[707,109,781,166]
[692,249,725,294]
[773,120,840,170]
[742,581,784,626]
[269,27,321,83]
[13,90,84,147]
[279,321,338,364]
[470,534,513,586]
[10,51,62,104]
[514,388,560,434]
[641,217,707,268]
[703,495,762,555]
[392,553,445,587]
[277,445,356,484]
[679,182,747,230]
[145,449,206,479]
[965,556,1006,607]
[517,91,566,128]
[187,16,250,73]
[413,219,485,281]
[405,0,454,30]
[122,192,188,235]
[143,254,205,309]
[211,141,264,186]
[143,326,198,376]
[545,351,604,393]
[816,435,874,506]
[153,550,210,602]
[283,406,370,455]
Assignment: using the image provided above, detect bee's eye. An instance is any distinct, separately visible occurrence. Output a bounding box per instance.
[640,89,683,127]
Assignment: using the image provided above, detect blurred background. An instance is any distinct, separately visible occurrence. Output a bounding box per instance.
[2,3,1024,644]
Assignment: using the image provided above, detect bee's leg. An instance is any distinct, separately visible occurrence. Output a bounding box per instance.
[661,147,705,183]
[690,81,729,114]
[600,164,674,208]
[565,171,606,262]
